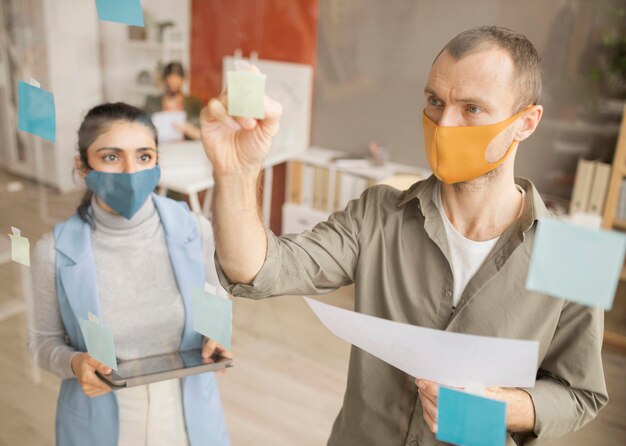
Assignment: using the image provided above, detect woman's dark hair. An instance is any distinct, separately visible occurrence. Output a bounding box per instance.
[76,102,159,226]
[162,61,185,79]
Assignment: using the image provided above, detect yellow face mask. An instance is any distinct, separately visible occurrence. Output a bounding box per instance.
[422,108,528,184]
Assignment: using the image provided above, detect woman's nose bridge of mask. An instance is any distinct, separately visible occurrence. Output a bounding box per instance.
[122,153,137,174]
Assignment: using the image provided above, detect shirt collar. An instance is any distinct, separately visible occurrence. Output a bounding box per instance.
[398,174,550,234]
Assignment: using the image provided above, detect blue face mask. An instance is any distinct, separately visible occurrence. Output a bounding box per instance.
[85,166,161,219]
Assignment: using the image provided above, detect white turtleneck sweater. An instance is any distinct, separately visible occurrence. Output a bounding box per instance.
[28,196,225,380]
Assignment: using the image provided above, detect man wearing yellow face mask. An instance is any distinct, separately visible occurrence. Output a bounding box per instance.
[200,26,607,446]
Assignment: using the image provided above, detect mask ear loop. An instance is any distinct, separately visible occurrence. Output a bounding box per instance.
[485,107,531,166]
[506,104,536,150]
[486,139,519,166]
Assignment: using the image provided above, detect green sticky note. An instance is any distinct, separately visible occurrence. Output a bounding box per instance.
[79,314,118,370]
[192,287,232,349]
[7,227,30,266]
[227,71,266,119]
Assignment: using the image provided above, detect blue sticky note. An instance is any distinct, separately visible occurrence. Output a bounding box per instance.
[17,81,55,142]
[95,0,144,27]
[192,288,233,349]
[437,387,506,446]
[526,219,626,310]
[79,316,118,370]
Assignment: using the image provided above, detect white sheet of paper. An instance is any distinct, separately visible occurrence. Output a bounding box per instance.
[304,297,539,388]
[151,111,187,143]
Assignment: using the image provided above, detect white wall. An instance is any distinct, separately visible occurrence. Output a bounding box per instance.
[43,0,103,192]
[37,0,188,192]
[311,0,587,196]
[100,0,190,106]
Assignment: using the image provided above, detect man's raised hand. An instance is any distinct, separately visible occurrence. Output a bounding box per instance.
[199,65,282,176]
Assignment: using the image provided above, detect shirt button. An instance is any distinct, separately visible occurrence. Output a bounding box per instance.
[445,290,452,298]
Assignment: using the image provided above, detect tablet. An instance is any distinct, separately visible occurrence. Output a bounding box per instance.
[96,348,233,389]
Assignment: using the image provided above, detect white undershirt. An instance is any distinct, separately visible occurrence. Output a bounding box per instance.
[433,183,525,307]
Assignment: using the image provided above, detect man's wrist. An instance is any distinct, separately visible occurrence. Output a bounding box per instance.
[213,166,262,182]
[486,387,535,433]
[213,169,262,210]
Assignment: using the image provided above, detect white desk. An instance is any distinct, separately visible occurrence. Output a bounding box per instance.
[158,141,300,224]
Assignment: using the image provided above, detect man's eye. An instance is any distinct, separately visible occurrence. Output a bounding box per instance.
[429,97,442,106]
[467,105,481,114]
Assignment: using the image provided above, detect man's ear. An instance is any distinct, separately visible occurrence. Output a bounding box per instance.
[514,105,543,142]
[74,155,88,179]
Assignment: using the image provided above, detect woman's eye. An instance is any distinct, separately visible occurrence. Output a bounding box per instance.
[139,154,152,162]
[103,154,118,162]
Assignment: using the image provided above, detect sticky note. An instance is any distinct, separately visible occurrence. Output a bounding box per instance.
[192,285,232,349]
[18,80,55,142]
[526,218,626,310]
[227,71,266,119]
[437,387,506,446]
[95,0,144,27]
[7,227,30,266]
[79,312,118,370]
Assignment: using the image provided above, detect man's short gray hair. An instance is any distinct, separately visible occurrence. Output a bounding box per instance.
[436,26,542,112]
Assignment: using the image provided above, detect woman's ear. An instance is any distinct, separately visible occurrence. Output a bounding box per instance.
[514,105,543,142]
[74,155,88,179]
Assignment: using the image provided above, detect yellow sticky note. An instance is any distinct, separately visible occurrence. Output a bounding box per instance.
[227,71,266,119]
[7,226,30,266]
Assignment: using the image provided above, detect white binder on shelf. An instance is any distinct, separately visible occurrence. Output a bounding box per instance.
[570,159,595,214]
[588,163,611,215]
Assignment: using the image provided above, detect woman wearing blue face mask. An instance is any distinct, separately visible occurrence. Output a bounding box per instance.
[28,103,231,446]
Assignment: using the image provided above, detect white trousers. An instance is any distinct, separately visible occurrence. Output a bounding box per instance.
[116,378,189,446]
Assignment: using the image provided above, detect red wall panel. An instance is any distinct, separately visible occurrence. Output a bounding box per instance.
[190,0,319,234]
[190,0,319,101]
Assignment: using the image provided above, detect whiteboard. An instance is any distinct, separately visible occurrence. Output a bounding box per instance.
[222,56,313,158]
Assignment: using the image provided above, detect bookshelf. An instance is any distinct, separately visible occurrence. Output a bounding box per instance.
[282,146,430,234]
[602,105,626,231]
[601,104,626,351]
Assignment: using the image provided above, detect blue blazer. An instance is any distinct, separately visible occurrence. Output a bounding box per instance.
[53,194,230,446]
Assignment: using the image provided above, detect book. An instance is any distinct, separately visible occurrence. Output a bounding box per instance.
[301,164,314,207]
[312,167,330,211]
[320,168,330,210]
[618,180,626,221]
[334,171,342,211]
[570,159,595,214]
[288,161,303,204]
[337,172,356,211]
[588,163,611,215]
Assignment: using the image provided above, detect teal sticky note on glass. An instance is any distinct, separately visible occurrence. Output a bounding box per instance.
[79,314,118,370]
[17,81,55,142]
[95,0,144,26]
[526,219,626,310]
[227,71,266,119]
[192,288,233,349]
[437,387,506,446]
